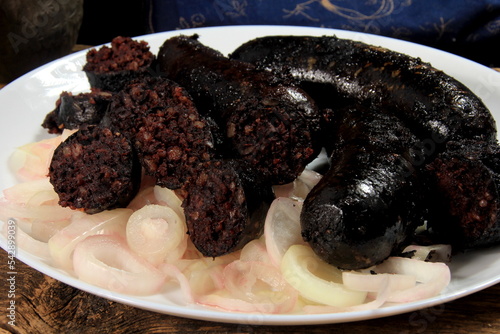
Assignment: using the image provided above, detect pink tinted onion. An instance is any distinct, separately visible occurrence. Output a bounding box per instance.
[48,208,132,271]
[239,238,270,263]
[126,204,187,265]
[73,234,165,295]
[264,197,305,267]
[9,136,62,181]
[153,186,184,218]
[198,260,298,314]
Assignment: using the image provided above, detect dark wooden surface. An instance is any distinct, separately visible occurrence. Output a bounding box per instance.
[0,248,499,334]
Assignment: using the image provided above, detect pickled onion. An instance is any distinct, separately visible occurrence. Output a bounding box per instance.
[73,234,166,295]
[9,136,62,181]
[160,263,194,304]
[272,168,322,200]
[2,221,51,260]
[3,178,56,204]
[48,208,132,271]
[0,130,453,315]
[239,238,270,263]
[281,244,367,307]
[198,260,298,313]
[126,204,187,265]
[403,244,452,263]
[154,186,184,218]
[0,178,73,223]
[264,197,305,267]
[371,256,451,303]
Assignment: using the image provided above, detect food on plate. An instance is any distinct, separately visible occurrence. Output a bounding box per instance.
[48,208,133,271]
[230,35,497,144]
[301,105,426,269]
[424,140,500,249]
[73,234,167,295]
[9,135,63,181]
[42,90,112,134]
[181,159,274,257]
[5,31,500,314]
[126,204,187,265]
[83,36,156,92]
[48,125,141,213]
[157,34,322,185]
[104,76,216,189]
[231,34,500,268]
[402,244,452,263]
[281,244,367,307]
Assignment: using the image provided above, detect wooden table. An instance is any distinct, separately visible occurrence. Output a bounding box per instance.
[0,248,499,333]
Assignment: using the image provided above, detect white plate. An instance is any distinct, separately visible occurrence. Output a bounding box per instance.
[1,25,500,326]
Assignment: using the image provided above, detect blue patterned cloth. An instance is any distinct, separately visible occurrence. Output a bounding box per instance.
[146,0,500,66]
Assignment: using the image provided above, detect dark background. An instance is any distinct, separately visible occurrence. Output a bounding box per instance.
[76,0,500,68]
[77,0,149,46]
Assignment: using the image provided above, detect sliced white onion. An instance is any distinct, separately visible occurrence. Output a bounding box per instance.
[126,204,187,265]
[73,234,165,295]
[48,208,132,271]
[342,271,416,293]
[2,136,454,311]
[25,190,60,207]
[183,253,239,297]
[198,291,277,313]
[281,244,367,307]
[17,229,52,260]
[239,237,271,263]
[303,274,393,314]
[31,218,72,243]
[127,185,157,211]
[290,168,322,201]
[0,199,74,222]
[272,168,322,201]
[198,260,298,314]
[272,183,294,199]
[226,260,298,306]
[181,238,204,260]
[153,186,185,218]
[402,244,452,263]
[2,220,51,261]
[3,178,55,204]
[159,263,194,304]
[60,128,78,141]
[264,197,306,267]
[371,256,451,303]
[9,136,62,181]
[0,178,73,223]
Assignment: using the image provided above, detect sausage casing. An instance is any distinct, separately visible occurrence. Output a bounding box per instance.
[157,35,322,185]
[231,35,497,144]
[301,105,426,269]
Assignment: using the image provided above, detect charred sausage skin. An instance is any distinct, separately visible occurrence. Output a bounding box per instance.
[301,105,426,269]
[232,35,500,268]
[157,35,321,185]
[231,35,497,144]
[42,90,112,134]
